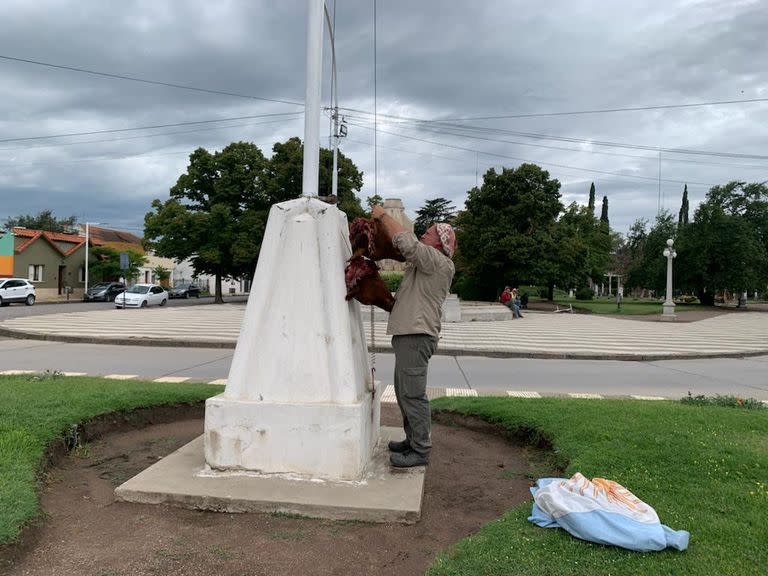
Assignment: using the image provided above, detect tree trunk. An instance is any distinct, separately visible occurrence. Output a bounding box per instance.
[547,283,555,302]
[697,287,714,306]
[215,273,224,304]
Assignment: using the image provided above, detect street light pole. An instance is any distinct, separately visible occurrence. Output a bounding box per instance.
[85,222,90,294]
[661,238,677,321]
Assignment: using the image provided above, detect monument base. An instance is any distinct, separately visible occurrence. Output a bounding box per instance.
[115,427,425,524]
[661,303,677,322]
[204,383,382,480]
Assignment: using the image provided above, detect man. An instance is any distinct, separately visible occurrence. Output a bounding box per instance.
[371,205,456,468]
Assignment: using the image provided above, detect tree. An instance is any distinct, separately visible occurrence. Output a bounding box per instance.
[454,164,562,299]
[4,210,77,232]
[153,266,170,285]
[678,184,689,227]
[587,182,596,216]
[413,197,456,237]
[538,203,590,300]
[600,196,609,226]
[266,137,366,220]
[144,142,272,303]
[89,246,146,283]
[366,194,383,213]
[676,180,768,305]
[145,139,366,303]
[627,212,677,295]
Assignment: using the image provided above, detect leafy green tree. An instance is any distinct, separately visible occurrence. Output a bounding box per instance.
[4,210,77,232]
[366,194,383,213]
[676,181,768,304]
[144,142,271,303]
[153,266,170,284]
[624,213,682,296]
[587,182,596,216]
[89,246,146,283]
[145,139,366,303]
[454,164,562,300]
[538,203,590,300]
[600,196,609,227]
[678,184,689,227]
[266,137,365,220]
[413,197,456,237]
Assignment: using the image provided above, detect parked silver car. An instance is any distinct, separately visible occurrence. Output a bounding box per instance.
[0,278,36,306]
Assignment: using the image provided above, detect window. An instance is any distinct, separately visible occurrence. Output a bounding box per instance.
[28,265,44,282]
[78,267,85,282]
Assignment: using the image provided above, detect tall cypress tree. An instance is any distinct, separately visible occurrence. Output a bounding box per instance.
[588,182,596,215]
[600,196,609,226]
[678,184,689,226]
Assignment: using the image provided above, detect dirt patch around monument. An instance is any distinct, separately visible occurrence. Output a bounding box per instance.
[2,404,541,576]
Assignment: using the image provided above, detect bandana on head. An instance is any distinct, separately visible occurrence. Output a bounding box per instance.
[435,223,456,258]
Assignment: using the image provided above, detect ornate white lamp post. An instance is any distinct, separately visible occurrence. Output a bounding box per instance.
[661,238,677,321]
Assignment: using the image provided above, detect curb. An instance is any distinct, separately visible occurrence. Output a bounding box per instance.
[1,326,767,362]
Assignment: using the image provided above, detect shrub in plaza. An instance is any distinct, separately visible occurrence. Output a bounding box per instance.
[380,271,404,293]
[575,286,593,300]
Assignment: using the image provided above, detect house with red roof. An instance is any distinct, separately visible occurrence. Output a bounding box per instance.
[3,228,87,301]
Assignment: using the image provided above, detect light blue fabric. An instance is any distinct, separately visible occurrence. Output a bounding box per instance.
[528,477,690,552]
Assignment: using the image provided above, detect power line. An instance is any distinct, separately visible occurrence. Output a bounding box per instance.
[347,121,717,187]
[339,95,768,123]
[0,54,303,107]
[436,97,768,121]
[344,113,768,170]
[0,116,303,152]
[0,111,303,144]
[345,112,768,161]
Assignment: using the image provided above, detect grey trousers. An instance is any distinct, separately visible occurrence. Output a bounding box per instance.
[391,334,438,456]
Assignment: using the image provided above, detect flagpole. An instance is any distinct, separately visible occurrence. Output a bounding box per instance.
[302,0,325,197]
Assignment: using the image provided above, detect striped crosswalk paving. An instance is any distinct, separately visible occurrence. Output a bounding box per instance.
[2,305,767,359]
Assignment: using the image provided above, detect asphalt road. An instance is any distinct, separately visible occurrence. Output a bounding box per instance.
[1,338,766,400]
[0,295,248,320]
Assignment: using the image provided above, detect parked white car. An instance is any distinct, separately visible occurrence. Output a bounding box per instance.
[0,278,36,306]
[115,284,167,308]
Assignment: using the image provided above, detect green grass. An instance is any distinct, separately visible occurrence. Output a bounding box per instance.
[554,298,711,315]
[0,374,220,545]
[427,396,768,576]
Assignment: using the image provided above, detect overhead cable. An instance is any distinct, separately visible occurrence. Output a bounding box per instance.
[0,54,303,107]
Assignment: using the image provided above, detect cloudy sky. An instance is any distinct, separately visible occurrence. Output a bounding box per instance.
[1,0,766,235]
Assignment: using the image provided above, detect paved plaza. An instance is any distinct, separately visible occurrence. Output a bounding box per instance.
[1,303,767,359]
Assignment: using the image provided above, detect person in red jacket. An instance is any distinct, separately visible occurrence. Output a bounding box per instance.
[499,286,512,306]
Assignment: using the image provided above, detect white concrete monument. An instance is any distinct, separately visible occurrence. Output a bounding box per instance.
[115,0,425,522]
[204,197,380,480]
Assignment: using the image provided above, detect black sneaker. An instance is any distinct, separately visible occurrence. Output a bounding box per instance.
[390,450,429,468]
[388,439,411,453]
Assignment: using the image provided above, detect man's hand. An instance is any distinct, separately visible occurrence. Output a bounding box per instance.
[371,205,387,221]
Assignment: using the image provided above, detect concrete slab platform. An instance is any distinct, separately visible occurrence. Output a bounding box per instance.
[115,426,424,524]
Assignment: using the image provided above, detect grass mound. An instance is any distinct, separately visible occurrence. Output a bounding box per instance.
[428,396,768,575]
[0,375,219,545]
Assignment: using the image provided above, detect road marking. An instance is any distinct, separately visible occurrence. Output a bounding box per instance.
[0,370,35,375]
[631,395,666,401]
[506,390,541,398]
[153,376,190,383]
[104,374,137,380]
[446,388,478,397]
[381,385,397,403]
[208,378,228,386]
[62,372,88,377]
[569,393,603,399]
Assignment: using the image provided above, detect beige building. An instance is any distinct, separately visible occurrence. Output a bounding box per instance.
[379,198,413,272]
